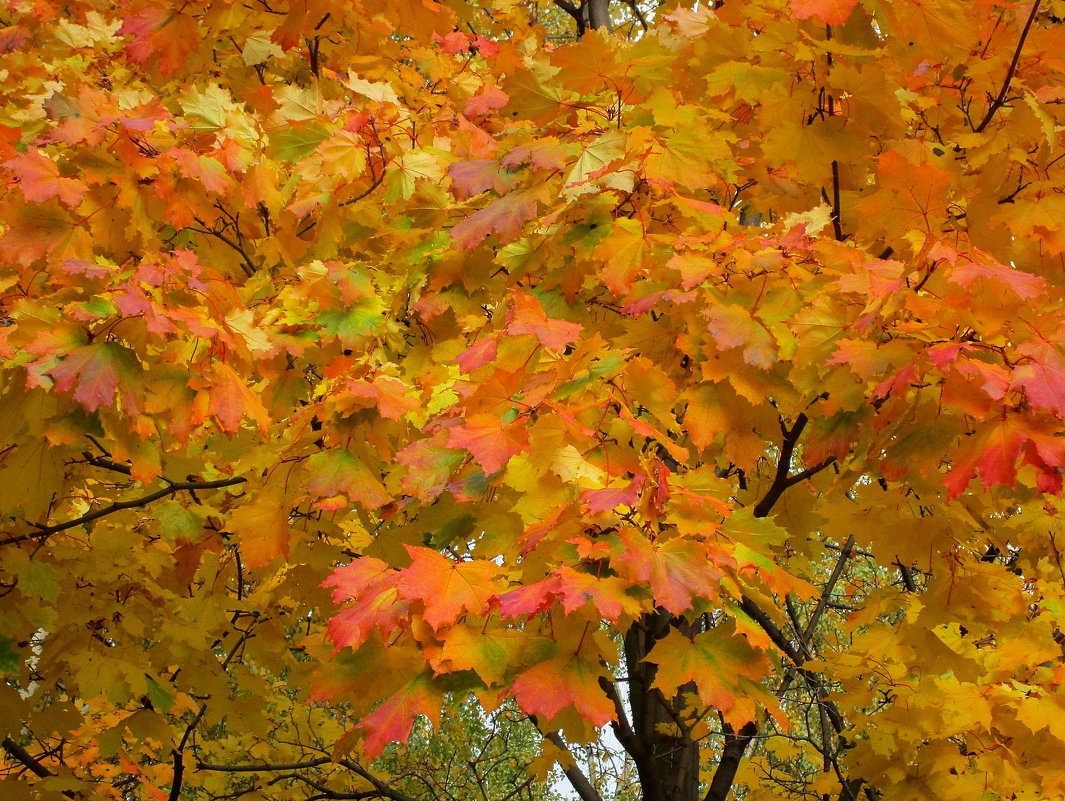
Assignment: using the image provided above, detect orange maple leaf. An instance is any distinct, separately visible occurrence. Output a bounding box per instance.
[446,413,526,473]
[507,291,583,351]
[789,0,859,25]
[396,546,502,631]
[510,651,614,726]
[5,149,86,207]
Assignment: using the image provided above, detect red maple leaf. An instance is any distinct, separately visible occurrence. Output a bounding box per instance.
[451,190,539,249]
[358,675,440,758]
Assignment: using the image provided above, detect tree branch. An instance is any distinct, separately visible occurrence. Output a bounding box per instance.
[2,736,78,798]
[703,722,757,801]
[3,736,54,778]
[738,597,804,665]
[197,757,333,773]
[753,414,835,518]
[339,759,422,801]
[598,675,647,760]
[189,217,257,277]
[78,452,133,476]
[1,477,247,546]
[974,0,1042,132]
[168,705,207,801]
[802,535,854,643]
[830,160,844,240]
[539,730,603,801]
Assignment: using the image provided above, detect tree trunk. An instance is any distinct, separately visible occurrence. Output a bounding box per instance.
[623,612,702,801]
[584,0,612,31]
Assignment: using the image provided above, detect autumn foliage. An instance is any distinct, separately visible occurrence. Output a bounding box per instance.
[2,0,1065,800]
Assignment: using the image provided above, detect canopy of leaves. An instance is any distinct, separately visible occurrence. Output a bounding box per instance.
[2,1,1065,801]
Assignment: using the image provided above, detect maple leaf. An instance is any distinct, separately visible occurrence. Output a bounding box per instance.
[223,488,293,567]
[359,674,441,758]
[948,260,1046,300]
[456,336,499,373]
[189,362,270,434]
[5,149,87,207]
[788,0,858,25]
[551,566,644,621]
[581,475,645,514]
[325,560,409,651]
[48,342,141,413]
[615,530,730,615]
[465,86,509,117]
[1011,340,1065,418]
[396,546,502,631]
[306,449,391,510]
[507,291,583,351]
[705,305,779,369]
[118,6,200,75]
[446,414,526,474]
[435,623,524,685]
[644,626,771,726]
[510,650,614,726]
[451,190,540,249]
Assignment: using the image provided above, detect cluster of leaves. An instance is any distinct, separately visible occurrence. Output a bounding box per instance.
[1,0,1065,800]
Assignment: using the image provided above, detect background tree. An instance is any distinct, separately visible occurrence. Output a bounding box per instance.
[2,1,1065,801]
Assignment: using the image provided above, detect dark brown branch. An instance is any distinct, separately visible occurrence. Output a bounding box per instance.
[306,36,321,77]
[3,736,79,798]
[339,170,387,207]
[598,675,647,760]
[896,562,917,592]
[830,160,843,240]
[785,457,836,489]
[802,535,854,642]
[79,452,132,476]
[339,759,422,801]
[540,731,603,801]
[270,772,376,800]
[189,217,257,277]
[3,736,54,779]
[168,705,207,801]
[621,0,649,29]
[703,722,757,801]
[297,162,388,238]
[739,596,846,733]
[753,414,835,518]
[974,0,1042,132]
[552,0,581,17]
[739,597,804,665]
[1,477,247,546]
[197,757,333,773]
